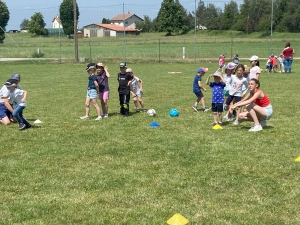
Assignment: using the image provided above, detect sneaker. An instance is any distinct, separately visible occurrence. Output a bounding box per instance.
[233,120,239,125]
[192,105,198,112]
[218,122,223,126]
[136,108,140,112]
[142,109,147,112]
[259,119,267,128]
[202,107,211,112]
[211,122,217,126]
[103,114,108,118]
[19,123,26,130]
[25,124,32,129]
[80,116,89,119]
[95,116,102,120]
[249,124,263,132]
[226,114,232,122]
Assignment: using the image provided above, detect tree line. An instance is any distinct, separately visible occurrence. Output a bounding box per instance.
[137,0,300,35]
[0,0,299,43]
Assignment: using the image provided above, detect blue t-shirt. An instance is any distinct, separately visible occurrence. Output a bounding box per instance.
[209,82,226,103]
[88,74,97,89]
[193,75,201,93]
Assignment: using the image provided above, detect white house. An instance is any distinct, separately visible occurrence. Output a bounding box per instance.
[52,15,62,28]
[110,13,143,29]
[83,23,139,38]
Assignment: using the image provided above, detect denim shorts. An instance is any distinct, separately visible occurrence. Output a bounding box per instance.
[86,89,97,99]
[264,105,273,120]
[0,104,11,119]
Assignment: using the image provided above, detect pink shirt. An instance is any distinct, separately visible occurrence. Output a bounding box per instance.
[249,66,260,79]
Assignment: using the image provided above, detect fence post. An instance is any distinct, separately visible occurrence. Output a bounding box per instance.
[159,39,160,63]
[89,41,92,62]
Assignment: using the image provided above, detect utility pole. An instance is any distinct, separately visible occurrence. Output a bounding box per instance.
[73,0,78,62]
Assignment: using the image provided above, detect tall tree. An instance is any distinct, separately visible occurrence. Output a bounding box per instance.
[20,19,29,30]
[136,16,154,32]
[223,1,239,30]
[205,4,222,30]
[59,0,80,37]
[156,0,189,35]
[28,12,46,36]
[195,0,210,27]
[0,0,10,43]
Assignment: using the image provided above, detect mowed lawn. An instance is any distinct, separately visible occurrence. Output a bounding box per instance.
[0,61,299,224]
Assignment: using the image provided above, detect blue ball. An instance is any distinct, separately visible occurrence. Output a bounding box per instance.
[169,108,179,117]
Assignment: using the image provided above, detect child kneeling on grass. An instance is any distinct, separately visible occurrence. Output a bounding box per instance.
[5,80,31,130]
[206,71,226,126]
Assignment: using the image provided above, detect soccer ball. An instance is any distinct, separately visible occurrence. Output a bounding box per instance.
[169,108,179,117]
[147,109,156,116]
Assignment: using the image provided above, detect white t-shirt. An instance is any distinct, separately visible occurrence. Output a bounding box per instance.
[229,75,248,96]
[10,88,27,107]
[130,76,141,94]
[0,85,10,104]
[249,66,260,80]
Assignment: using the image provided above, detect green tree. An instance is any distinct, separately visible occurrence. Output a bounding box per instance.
[0,0,10,43]
[223,1,239,30]
[136,16,154,32]
[195,0,210,27]
[59,0,79,37]
[156,0,189,35]
[205,4,222,30]
[101,18,111,24]
[20,19,29,30]
[28,12,46,36]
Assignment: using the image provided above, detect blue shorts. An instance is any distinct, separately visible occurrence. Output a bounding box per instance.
[194,91,204,99]
[264,105,273,120]
[211,103,223,113]
[86,89,97,99]
[0,104,11,119]
[226,95,242,105]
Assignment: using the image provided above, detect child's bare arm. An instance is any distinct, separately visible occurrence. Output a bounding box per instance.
[205,75,211,85]
[93,80,99,93]
[198,81,206,92]
[21,90,27,103]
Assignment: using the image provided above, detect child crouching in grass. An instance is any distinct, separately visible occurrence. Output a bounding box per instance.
[206,71,226,126]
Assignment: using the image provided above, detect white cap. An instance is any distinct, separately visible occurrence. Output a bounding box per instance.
[249,55,259,61]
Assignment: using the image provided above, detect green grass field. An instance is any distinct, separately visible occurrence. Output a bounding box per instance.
[1,31,299,63]
[0,59,299,224]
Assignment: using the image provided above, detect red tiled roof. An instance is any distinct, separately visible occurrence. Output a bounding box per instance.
[110,13,133,21]
[95,24,137,32]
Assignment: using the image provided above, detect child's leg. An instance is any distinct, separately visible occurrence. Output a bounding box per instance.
[138,97,145,109]
[91,98,101,116]
[101,100,108,115]
[200,97,206,108]
[132,96,139,109]
[17,106,30,127]
[213,112,218,123]
[218,112,222,123]
[84,98,91,116]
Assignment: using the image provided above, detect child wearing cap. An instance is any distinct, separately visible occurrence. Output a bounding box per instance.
[126,68,146,112]
[192,67,210,112]
[205,71,226,126]
[249,55,261,79]
[80,63,102,120]
[96,62,110,118]
[5,81,31,130]
[117,62,134,117]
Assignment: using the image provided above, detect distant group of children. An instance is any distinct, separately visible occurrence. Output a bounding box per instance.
[192,54,273,132]
[80,62,146,119]
[0,73,31,130]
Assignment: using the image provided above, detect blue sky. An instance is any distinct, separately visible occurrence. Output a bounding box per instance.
[5,0,241,30]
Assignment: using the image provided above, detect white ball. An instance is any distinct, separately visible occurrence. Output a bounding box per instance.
[147,109,156,116]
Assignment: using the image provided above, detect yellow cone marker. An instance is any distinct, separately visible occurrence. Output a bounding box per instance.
[295,156,300,162]
[212,124,223,130]
[167,213,189,225]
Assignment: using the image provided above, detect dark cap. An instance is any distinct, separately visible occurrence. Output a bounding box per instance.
[119,62,127,68]
[85,63,96,71]
[11,73,21,81]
